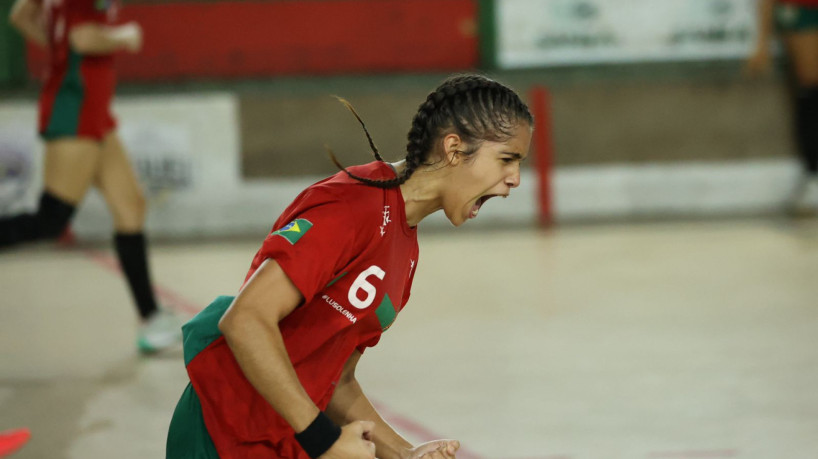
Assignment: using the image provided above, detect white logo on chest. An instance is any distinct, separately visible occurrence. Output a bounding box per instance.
[379,205,391,237]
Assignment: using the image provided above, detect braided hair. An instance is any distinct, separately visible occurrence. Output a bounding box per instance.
[329,74,533,189]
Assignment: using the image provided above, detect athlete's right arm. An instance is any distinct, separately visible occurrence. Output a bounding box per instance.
[69,22,142,55]
[218,258,376,459]
[8,0,47,47]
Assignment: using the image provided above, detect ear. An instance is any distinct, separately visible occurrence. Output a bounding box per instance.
[441,133,464,165]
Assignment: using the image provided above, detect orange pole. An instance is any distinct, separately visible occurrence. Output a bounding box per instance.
[530,85,553,227]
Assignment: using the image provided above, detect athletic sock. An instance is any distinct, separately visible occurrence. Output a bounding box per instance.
[0,191,75,247]
[794,86,818,176]
[114,232,159,320]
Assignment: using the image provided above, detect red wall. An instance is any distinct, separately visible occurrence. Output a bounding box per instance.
[28,0,477,81]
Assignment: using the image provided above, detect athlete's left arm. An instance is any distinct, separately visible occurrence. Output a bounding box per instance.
[9,0,46,47]
[326,351,460,459]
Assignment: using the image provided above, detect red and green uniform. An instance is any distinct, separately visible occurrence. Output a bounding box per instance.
[37,0,119,141]
[168,161,419,458]
[777,0,818,31]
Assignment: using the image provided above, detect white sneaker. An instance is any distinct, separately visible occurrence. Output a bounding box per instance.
[137,309,183,354]
[784,174,818,217]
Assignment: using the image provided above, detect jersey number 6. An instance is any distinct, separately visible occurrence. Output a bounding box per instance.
[348,265,385,309]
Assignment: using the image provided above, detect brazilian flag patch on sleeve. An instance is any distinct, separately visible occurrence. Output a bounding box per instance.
[271,218,313,245]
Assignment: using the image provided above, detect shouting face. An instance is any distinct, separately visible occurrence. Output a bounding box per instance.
[440,123,532,226]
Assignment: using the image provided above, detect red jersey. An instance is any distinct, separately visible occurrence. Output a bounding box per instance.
[779,0,818,6]
[37,0,119,139]
[182,161,419,458]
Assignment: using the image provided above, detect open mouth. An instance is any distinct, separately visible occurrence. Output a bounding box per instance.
[469,194,503,219]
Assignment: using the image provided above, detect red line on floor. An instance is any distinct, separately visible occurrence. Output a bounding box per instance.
[82,249,201,316]
[370,400,486,459]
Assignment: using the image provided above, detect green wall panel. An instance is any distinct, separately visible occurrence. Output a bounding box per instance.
[0,1,28,86]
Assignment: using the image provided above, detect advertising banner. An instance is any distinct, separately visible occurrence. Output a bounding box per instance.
[496,0,756,68]
[119,120,194,194]
[0,104,41,216]
[0,94,241,237]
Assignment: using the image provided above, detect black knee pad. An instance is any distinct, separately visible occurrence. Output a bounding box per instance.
[36,192,76,239]
[0,214,39,247]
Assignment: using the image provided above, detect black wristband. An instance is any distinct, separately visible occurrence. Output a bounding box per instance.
[294,411,342,459]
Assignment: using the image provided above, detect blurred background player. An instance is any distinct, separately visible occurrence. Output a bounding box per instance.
[748,0,818,214]
[5,0,181,353]
[166,74,531,459]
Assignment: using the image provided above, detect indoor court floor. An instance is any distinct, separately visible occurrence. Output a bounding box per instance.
[1,219,817,459]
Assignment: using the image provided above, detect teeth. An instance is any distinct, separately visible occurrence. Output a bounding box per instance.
[469,202,480,219]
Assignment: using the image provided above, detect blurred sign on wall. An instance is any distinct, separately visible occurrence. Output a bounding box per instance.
[495,0,755,68]
[0,112,41,216]
[0,94,243,237]
[119,122,194,193]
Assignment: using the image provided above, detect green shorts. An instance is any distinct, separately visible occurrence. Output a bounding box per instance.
[776,3,818,32]
[166,382,220,459]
